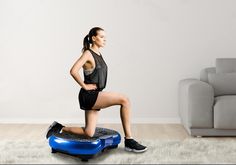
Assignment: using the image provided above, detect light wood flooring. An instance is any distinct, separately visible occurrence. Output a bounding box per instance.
[1,123,235,141]
[0,124,190,141]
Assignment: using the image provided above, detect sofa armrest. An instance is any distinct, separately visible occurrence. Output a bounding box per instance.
[178,78,214,129]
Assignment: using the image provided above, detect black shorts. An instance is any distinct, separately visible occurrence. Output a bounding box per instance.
[78,88,101,111]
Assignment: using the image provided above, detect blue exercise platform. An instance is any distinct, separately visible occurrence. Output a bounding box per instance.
[48,127,121,161]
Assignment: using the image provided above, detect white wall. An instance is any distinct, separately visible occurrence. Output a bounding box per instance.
[1,0,236,124]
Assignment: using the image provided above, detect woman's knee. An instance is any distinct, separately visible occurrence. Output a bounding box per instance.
[84,128,95,138]
[119,94,130,107]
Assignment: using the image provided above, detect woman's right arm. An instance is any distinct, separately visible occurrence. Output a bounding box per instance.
[70,50,96,90]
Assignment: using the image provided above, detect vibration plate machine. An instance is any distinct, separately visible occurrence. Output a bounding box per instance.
[47,127,121,161]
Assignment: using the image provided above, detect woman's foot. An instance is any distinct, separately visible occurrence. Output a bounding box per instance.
[124,138,147,153]
[46,121,64,139]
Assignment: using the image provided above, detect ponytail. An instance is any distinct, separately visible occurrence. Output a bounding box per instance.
[82,35,90,52]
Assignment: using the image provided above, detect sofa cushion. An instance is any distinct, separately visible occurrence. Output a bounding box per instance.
[216,58,236,73]
[214,96,236,129]
[200,67,216,83]
[208,73,236,96]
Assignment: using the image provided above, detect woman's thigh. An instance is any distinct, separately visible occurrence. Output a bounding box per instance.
[92,91,126,110]
[84,110,99,136]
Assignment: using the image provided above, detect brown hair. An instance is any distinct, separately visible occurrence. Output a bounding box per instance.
[82,27,104,52]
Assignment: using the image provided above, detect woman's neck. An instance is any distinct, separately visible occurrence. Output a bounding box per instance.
[90,45,100,54]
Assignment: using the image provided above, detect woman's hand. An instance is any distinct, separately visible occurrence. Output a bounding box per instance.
[84,84,97,90]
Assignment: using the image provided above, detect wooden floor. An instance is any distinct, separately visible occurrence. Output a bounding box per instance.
[0,124,191,141]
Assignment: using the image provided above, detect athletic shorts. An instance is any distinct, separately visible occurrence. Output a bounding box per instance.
[78,88,101,111]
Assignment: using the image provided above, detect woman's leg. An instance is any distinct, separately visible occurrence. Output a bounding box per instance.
[92,91,132,138]
[62,110,99,137]
[84,110,99,137]
[62,91,132,138]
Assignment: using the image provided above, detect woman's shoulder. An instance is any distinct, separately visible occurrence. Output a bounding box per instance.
[82,49,92,56]
[80,49,93,60]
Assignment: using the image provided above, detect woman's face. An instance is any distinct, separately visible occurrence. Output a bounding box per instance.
[92,30,106,48]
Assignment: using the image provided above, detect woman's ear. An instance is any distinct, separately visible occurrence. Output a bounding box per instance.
[92,36,96,42]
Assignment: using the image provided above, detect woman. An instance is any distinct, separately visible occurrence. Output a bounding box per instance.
[46,27,147,153]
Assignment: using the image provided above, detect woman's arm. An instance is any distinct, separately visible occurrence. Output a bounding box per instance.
[70,50,96,90]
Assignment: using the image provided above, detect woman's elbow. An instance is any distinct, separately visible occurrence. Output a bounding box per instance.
[70,69,76,76]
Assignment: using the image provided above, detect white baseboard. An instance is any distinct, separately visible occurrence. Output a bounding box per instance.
[0,117,181,124]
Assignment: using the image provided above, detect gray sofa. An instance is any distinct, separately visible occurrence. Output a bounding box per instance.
[178,58,236,136]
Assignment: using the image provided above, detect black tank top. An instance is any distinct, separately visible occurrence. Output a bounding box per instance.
[83,49,108,90]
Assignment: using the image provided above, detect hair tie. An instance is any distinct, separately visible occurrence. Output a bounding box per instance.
[87,35,92,43]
